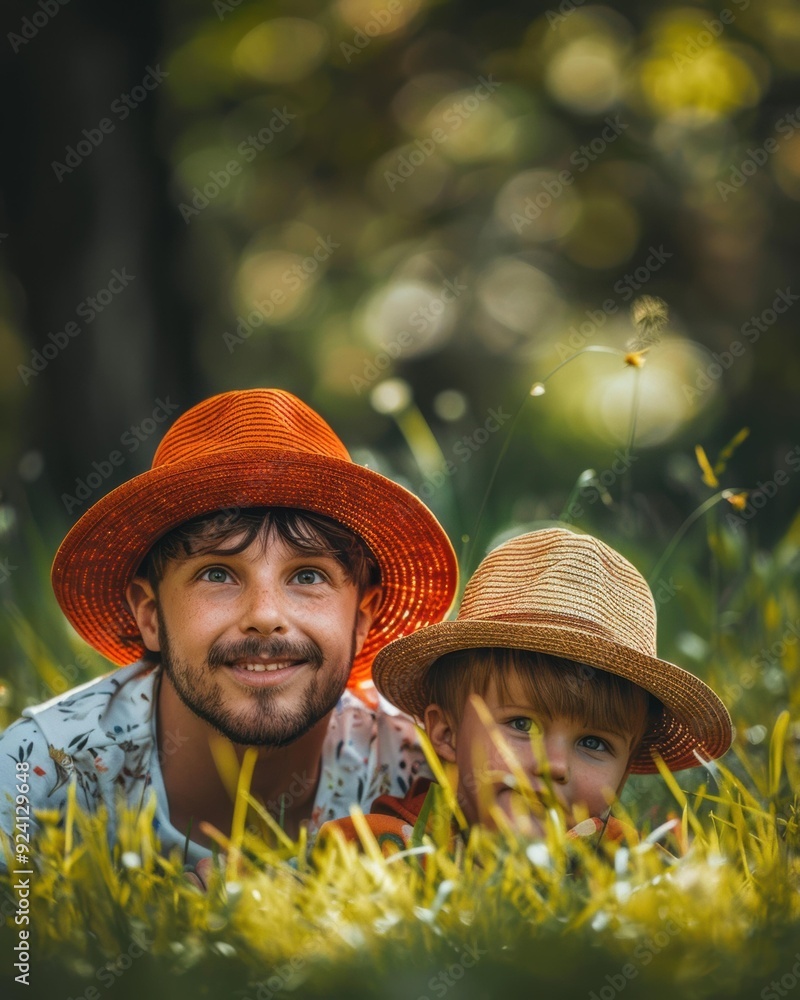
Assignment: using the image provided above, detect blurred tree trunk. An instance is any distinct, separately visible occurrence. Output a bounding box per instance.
[0,0,201,524]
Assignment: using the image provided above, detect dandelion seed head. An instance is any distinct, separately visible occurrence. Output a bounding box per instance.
[121,851,142,869]
[631,295,669,335]
[530,382,546,396]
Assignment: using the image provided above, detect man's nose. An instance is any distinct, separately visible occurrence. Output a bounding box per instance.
[240,584,288,635]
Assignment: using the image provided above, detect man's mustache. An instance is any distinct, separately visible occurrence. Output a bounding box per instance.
[207,636,324,670]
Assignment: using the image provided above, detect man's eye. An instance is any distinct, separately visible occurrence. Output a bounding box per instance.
[293,569,326,585]
[579,735,609,752]
[201,567,231,584]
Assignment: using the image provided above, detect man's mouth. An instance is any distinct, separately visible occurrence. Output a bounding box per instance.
[222,658,308,689]
[230,658,303,673]
[228,659,305,674]
[208,638,323,675]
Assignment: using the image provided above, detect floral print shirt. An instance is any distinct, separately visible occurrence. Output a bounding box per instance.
[0,660,428,867]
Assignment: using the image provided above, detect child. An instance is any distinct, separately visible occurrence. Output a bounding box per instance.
[319,528,732,851]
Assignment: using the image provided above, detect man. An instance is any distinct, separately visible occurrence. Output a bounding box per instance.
[0,388,457,866]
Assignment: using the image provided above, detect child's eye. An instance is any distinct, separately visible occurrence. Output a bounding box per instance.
[292,568,327,585]
[579,735,609,752]
[200,567,232,584]
[509,718,534,733]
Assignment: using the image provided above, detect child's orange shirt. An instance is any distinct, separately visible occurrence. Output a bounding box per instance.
[318,777,636,854]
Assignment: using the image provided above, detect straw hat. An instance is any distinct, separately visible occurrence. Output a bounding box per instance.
[372,528,732,772]
[52,389,458,689]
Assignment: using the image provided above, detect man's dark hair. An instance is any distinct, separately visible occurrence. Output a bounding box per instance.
[137,506,381,594]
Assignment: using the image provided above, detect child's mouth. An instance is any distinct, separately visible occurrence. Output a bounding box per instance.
[495,782,570,830]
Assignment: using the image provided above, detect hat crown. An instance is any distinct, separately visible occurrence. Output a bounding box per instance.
[459,529,658,657]
[153,389,351,468]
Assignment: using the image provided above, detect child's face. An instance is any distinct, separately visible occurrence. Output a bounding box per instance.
[427,675,637,834]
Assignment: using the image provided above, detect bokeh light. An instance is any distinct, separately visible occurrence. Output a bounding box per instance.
[361,278,457,357]
[476,258,566,357]
[433,390,468,421]
[335,0,424,35]
[233,19,329,84]
[370,378,412,414]
[494,169,581,242]
[545,37,626,115]
[637,11,767,121]
[563,195,640,269]
[541,327,718,446]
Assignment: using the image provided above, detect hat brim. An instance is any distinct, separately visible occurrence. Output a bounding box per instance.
[372,620,732,773]
[52,448,458,688]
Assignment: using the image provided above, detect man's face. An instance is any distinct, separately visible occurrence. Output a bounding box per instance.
[428,676,635,835]
[128,531,380,747]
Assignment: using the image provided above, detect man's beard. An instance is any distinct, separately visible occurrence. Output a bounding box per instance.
[158,625,356,748]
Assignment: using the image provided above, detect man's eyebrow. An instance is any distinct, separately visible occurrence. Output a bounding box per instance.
[282,547,344,564]
[183,540,340,558]
[181,546,244,559]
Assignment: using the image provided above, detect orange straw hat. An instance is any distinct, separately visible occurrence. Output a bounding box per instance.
[52,389,458,689]
[373,528,732,772]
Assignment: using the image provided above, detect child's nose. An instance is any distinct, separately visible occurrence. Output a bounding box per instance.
[531,739,569,784]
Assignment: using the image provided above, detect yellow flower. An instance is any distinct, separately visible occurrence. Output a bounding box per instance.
[722,490,749,511]
[695,445,719,488]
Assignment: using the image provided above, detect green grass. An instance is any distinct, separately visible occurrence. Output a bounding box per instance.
[1,423,799,999]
